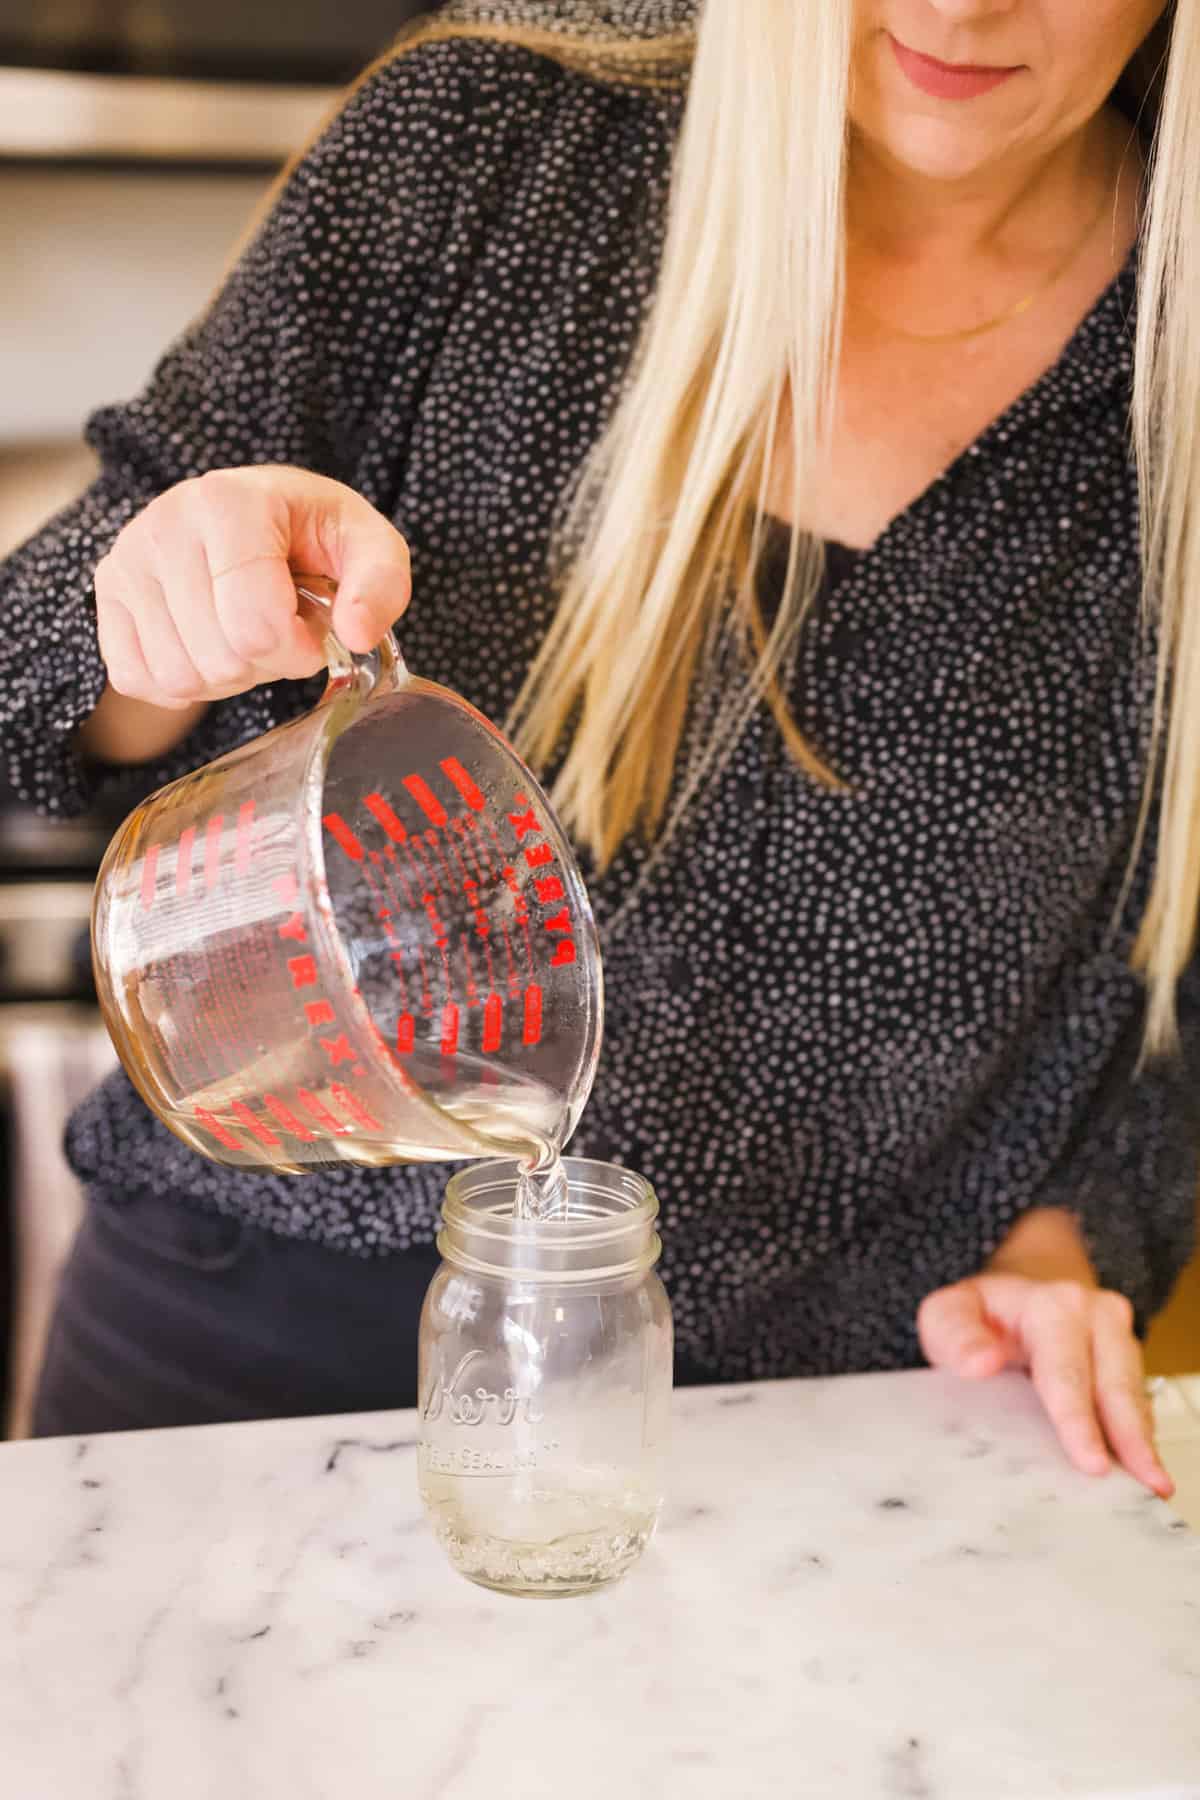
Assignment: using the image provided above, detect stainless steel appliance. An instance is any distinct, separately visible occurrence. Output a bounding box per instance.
[0,0,441,165]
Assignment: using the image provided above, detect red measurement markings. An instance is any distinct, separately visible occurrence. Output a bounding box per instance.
[543,909,576,965]
[415,944,433,1016]
[176,826,196,898]
[408,835,441,897]
[194,1106,242,1151]
[361,842,429,1012]
[463,814,499,881]
[444,828,474,887]
[508,799,542,842]
[482,993,503,1054]
[440,1002,460,1057]
[404,775,448,828]
[231,1101,282,1150]
[451,817,485,886]
[502,864,535,972]
[500,922,520,996]
[483,812,509,862]
[263,1094,317,1142]
[268,868,371,1139]
[363,792,408,844]
[235,800,256,875]
[509,794,579,970]
[373,839,418,911]
[440,757,486,812]
[139,844,161,911]
[297,1088,352,1135]
[331,1083,383,1130]
[323,812,365,862]
[288,954,319,990]
[424,828,455,893]
[361,867,417,1051]
[397,842,425,907]
[359,861,413,1016]
[460,933,480,1009]
[421,890,453,994]
[523,985,544,1047]
[205,814,224,890]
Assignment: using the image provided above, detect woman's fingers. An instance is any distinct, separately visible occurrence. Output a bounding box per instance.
[918,1272,1172,1499]
[916,1281,1010,1378]
[1091,1294,1174,1498]
[93,564,169,705]
[93,468,414,714]
[1025,1283,1111,1477]
[151,530,253,693]
[96,555,199,707]
[195,466,412,656]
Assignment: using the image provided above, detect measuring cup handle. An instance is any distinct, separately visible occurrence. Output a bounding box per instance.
[292,574,409,699]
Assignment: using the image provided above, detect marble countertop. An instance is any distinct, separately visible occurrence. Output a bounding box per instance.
[2,1369,1199,1800]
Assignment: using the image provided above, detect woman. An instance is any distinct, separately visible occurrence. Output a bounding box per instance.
[2,0,1193,1497]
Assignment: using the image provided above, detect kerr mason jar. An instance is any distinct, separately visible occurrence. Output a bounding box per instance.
[418,1158,673,1598]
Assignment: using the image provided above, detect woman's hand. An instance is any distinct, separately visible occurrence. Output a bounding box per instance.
[81,466,412,763]
[917,1210,1173,1499]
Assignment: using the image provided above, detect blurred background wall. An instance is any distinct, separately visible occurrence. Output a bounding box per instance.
[0,1,440,1430]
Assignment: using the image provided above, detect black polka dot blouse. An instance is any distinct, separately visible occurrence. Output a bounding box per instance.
[2,7,1196,1379]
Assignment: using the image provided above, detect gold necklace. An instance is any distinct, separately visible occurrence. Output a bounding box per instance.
[854,178,1117,347]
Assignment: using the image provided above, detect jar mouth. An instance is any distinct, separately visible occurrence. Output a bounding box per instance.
[439,1157,660,1281]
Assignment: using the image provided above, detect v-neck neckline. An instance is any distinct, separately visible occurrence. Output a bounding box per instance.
[766,240,1138,568]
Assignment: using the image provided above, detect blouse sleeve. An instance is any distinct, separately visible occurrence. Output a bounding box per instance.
[1000,956,1200,1332]
[1055,1014,1200,1332]
[0,41,489,817]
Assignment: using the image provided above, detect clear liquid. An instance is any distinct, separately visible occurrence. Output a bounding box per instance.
[421,1472,659,1597]
[514,1133,570,1222]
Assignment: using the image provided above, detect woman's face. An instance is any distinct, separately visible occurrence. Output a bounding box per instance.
[851,1,1167,181]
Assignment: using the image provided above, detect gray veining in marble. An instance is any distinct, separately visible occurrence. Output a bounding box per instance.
[1,1370,1198,1800]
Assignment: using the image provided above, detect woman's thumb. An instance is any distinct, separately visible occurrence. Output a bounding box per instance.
[331,516,413,655]
[917,1281,1009,1378]
[270,470,412,655]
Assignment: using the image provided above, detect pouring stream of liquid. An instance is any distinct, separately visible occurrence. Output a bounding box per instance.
[515,1137,570,1221]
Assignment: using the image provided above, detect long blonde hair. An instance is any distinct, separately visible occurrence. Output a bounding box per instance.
[1131,2,1200,1050]
[288,2,1198,1050]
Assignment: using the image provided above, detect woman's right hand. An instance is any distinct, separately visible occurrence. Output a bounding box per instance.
[93,465,413,712]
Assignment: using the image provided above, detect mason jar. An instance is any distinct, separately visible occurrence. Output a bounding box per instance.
[418,1157,673,1598]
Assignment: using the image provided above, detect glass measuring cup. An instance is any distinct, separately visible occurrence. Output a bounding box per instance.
[91,577,603,1177]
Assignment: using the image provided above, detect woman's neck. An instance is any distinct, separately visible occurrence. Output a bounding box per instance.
[846,107,1134,272]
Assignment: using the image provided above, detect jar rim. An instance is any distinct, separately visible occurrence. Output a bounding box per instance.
[439,1157,660,1281]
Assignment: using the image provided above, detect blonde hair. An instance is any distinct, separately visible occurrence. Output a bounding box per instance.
[516,0,850,857]
[271,3,1197,1051]
[1131,0,1200,1050]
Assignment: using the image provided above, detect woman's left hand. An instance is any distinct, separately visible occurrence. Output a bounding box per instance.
[917,1271,1174,1499]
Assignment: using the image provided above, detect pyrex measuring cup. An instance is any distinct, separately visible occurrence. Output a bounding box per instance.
[91,577,603,1174]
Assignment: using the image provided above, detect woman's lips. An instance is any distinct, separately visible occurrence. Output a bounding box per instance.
[890,34,1021,101]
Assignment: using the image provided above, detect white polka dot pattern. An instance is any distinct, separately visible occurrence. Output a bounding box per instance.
[0,20,1194,1378]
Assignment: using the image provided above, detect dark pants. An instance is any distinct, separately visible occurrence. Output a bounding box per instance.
[32,1191,443,1437]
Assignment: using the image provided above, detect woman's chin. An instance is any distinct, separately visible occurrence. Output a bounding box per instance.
[853,113,1032,188]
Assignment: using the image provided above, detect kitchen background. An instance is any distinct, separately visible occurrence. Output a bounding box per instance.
[0,0,439,1431]
[0,0,1196,1432]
